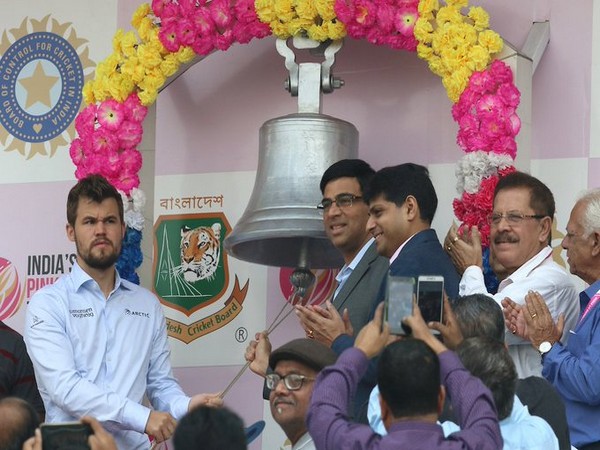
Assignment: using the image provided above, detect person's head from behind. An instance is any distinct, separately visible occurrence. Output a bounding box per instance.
[268,338,337,445]
[66,175,125,271]
[365,163,438,258]
[318,159,375,262]
[456,336,517,420]
[451,294,505,343]
[561,189,600,285]
[491,171,554,275]
[0,397,40,450]
[377,339,442,428]
[173,405,246,450]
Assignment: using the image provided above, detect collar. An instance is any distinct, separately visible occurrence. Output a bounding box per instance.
[389,233,417,265]
[584,279,600,299]
[335,238,374,283]
[499,246,552,290]
[71,261,127,293]
[292,432,314,450]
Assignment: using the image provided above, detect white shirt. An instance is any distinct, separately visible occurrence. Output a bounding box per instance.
[292,432,315,450]
[459,246,579,377]
[334,238,375,300]
[24,263,190,450]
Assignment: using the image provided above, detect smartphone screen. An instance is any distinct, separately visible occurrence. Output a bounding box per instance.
[41,422,92,450]
[385,275,414,335]
[417,276,444,328]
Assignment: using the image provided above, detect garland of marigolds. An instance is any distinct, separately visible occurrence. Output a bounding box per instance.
[70,0,519,289]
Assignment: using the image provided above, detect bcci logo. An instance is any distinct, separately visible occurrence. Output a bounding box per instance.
[0,15,94,158]
[153,213,249,343]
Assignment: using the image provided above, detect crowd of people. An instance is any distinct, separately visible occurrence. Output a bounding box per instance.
[2,159,600,450]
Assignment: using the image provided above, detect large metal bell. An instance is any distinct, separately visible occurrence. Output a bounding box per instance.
[224,112,358,269]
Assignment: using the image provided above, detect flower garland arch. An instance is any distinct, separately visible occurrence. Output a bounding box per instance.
[70,0,521,287]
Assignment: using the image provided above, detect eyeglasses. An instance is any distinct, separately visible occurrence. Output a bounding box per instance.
[265,373,314,391]
[317,193,363,211]
[488,212,547,226]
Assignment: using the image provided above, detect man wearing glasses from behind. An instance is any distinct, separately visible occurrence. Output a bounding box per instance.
[444,171,579,377]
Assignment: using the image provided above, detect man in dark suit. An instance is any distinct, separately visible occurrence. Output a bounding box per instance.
[296,159,388,344]
[323,163,460,422]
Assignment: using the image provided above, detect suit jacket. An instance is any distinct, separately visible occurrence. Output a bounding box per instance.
[387,228,460,299]
[334,241,389,334]
[333,228,461,423]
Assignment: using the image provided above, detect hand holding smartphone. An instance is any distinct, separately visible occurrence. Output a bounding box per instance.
[417,275,444,333]
[40,422,93,450]
[385,275,415,335]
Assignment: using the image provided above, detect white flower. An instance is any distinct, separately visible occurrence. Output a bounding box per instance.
[455,151,513,194]
[118,189,131,212]
[130,188,146,212]
[125,210,145,231]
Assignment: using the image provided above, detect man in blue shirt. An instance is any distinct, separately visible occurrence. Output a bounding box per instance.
[24,175,221,450]
[504,189,600,450]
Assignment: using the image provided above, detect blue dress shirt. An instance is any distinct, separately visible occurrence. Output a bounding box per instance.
[24,263,190,450]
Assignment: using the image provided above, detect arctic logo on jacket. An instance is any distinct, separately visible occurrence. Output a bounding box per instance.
[125,308,150,318]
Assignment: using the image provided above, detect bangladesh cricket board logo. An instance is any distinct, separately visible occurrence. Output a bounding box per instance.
[153,212,248,343]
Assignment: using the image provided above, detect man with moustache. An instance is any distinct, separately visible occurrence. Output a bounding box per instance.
[445,171,578,377]
[246,334,337,450]
[24,175,221,450]
[504,189,600,450]
[296,159,388,344]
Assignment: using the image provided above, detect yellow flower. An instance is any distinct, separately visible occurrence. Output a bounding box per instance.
[414,18,434,44]
[274,0,295,22]
[121,57,146,84]
[136,17,156,42]
[315,0,336,21]
[82,81,95,104]
[436,6,462,26]
[467,45,490,71]
[326,20,347,40]
[296,0,318,20]
[131,3,151,30]
[176,47,196,64]
[468,6,489,31]
[255,0,276,22]
[138,89,157,106]
[445,0,468,7]
[137,44,163,69]
[478,29,503,53]
[120,31,139,58]
[418,0,440,17]
[417,43,434,60]
[271,21,291,38]
[160,54,181,78]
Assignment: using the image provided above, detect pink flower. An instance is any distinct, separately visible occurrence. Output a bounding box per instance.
[376,3,395,33]
[507,113,521,135]
[113,172,140,194]
[192,35,214,56]
[159,18,180,52]
[75,104,97,136]
[395,6,418,37]
[92,129,119,154]
[104,149,123,177]
[97,99,125,131]
[210,0,233,29]
[176,18,196,46]
[214,29,235,51]
[488,60,513,84]
[69,138,85,165]
[151,0,172,18]
[121,149,143,173]
[191,8,215,36]
[498,83,520,108]
[124,94,148,123]
[118,121,143,150]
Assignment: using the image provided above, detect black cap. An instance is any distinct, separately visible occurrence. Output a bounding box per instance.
[269,338,337,372]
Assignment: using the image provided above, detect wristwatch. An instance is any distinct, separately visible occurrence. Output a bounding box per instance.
[538,341,555,356]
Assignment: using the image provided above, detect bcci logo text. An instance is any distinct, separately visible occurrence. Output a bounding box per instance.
[0,15,94,158]
[153,213,249,343]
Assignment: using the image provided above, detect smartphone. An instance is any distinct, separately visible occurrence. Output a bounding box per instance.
[40,422,92,450]
[417,275,444,332]
[385,275,415,335]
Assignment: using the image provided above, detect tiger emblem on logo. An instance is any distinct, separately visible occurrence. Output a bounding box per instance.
[179,223,221,283]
